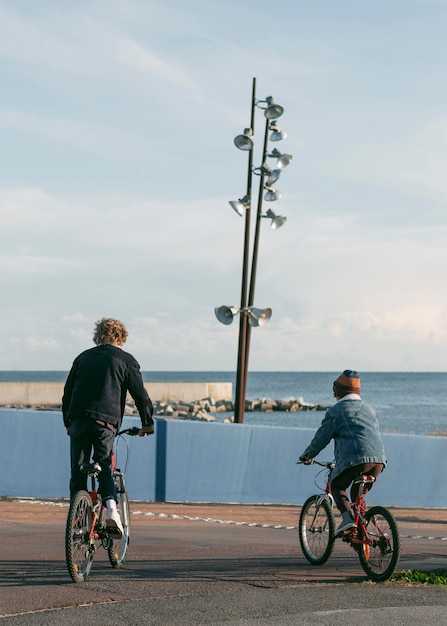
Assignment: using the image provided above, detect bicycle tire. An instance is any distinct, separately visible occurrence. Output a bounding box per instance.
[108,481,130,568]
[299,494,335,565]
[65,490,95,583]
[357,505,400,582]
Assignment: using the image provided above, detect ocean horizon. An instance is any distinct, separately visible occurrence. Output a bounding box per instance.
[0,371,446,437]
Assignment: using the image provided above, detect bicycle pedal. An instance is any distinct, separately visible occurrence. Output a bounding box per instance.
[336,529,353,539]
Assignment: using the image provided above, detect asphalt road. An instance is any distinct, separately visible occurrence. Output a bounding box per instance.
[1,500,447,624]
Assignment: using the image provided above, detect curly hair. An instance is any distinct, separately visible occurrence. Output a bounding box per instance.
[93,318,128,346]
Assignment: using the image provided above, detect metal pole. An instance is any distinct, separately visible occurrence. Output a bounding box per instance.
[234,77,256,424]
[240,113,270,406]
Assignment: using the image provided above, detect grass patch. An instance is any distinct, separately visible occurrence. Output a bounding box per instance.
[391,569,447,585]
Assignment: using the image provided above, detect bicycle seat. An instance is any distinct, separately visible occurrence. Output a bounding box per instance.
[80,461,102,475]
[354,474,375,485]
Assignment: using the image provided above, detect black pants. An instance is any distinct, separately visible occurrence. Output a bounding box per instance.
[69,419,117,501]
[331,463,385,514]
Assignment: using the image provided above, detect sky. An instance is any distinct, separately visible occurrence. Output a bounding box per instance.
[1,0,447,372]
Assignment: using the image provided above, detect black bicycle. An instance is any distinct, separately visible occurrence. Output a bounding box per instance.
[65,426,140,583]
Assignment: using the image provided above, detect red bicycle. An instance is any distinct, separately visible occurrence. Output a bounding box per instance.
[298,460,400,582]
[65,426,140,583]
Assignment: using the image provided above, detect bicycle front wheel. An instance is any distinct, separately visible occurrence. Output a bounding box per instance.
[299,495,335,565]
[65,490,95,583]
[357,505,400,582]
[108,485,130,568]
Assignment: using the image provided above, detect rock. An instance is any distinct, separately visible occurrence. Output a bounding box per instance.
[260,400,276,412]
[185,409,215,422]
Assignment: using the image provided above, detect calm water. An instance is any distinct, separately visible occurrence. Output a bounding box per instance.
[1,371,446,436]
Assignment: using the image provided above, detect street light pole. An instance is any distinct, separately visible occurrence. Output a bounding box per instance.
[234,77,256,424]
[239,114,271,411]
[215,78,291,424]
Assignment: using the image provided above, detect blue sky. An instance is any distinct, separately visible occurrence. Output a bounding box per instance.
[1,0,447,371]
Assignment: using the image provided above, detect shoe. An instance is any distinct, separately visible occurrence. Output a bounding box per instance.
[335,518,356,536]
[106,509,123,539]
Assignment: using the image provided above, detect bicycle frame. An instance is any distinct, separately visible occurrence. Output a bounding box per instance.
[310,461,376,548]
[342,476,375,551]
[79,467,110,548]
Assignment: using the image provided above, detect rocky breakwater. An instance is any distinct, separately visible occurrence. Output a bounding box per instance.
[1,397,329,423]
[126,396,330,422]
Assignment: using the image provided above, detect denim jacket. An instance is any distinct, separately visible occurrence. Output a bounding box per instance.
[303,395,387,480]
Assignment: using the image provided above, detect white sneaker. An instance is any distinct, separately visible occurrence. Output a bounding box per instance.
[106,509,123,539]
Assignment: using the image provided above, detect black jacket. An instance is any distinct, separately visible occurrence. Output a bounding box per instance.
[62,344,153,430]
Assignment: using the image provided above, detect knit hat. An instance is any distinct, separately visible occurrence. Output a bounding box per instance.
[333,370,361,398]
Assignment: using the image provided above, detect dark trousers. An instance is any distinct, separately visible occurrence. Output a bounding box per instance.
[331,463,385,514]
[69,419,117,502]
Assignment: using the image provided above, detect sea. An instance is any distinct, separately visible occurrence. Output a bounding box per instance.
[1,371,446,437]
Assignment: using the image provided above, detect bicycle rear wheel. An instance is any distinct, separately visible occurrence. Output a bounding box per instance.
[299,495,335,565]
[108,476,130,568]
[65,490,95,583]
[358,505,400,582]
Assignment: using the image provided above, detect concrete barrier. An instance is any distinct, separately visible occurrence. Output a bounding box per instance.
[1,409,446,508]
[0,381,232,405]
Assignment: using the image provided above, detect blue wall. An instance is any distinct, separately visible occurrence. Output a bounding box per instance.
[1,409,446,508]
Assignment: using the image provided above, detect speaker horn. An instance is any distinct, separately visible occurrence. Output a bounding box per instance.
[247,307,272,327]
[215,305,239,325]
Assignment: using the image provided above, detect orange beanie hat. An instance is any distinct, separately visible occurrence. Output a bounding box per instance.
[333,370,361,398]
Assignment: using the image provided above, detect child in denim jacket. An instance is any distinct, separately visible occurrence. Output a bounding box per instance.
[299,370,386,535]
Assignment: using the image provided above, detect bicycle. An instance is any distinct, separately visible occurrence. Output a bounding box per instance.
[65,426,140,583]
[298,460,400,582]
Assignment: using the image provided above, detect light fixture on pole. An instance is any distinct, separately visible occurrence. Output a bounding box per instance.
[254,163,282,185]
[258,96,284,120]
[262,208,287,230]
[264,185,281,202]
[247,307,272,327]
[234,128,254,151]
[229,194,250,217]
[269,121,287,142]
[214,305,240,325]
[215,306,272,328]
[268,148,293,169]
[216,77,292,423]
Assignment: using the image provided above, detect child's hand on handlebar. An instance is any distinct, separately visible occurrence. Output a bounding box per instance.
[299,453,314,465]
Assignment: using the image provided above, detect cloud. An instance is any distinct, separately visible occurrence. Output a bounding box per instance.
[319,114,447,208]
[117,39,193,88]
[0,109,145,160]
[9,335,61,351]
[0,255,80,275]
[275,304,447,348]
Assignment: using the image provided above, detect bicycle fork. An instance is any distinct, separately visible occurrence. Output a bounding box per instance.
[114,469,129,528]
[309,494,334,533]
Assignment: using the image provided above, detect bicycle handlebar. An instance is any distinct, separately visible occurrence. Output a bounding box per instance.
[297,460,335,469]
[117,426,141,437]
